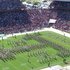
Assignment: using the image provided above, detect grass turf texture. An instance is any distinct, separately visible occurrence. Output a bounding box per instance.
[0,31,70,70]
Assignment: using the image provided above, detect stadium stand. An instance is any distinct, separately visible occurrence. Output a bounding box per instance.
[0,0,51,34]
[50,1,70,33]
[0,9,51,34]
[0,0,25,11]
[0,0,70,34]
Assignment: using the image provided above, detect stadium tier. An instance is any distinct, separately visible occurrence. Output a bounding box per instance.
[0,0,50,34]
[0,0,70,34]
[50,1,70,32]
[0,0,25,11]
[0,1,70,70]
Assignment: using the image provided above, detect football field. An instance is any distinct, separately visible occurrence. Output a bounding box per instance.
[0,31,70,70]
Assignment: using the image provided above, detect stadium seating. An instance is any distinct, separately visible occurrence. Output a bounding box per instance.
[50,1,70,33]
[50,1,70,10]
[0,0,70,34]
[0,0,25,11]
[0,9,50,34]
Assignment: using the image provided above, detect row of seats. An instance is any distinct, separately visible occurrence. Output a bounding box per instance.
[54,19,70,33]
[0,0,49,34]
[49,1,70,32]
[0,10,31,27]
[50,1,70,10]
[0,0,24,11]
[51,11,70,33]
[0,8,70,34]
[0,0,70,34]
[0,9,50,34]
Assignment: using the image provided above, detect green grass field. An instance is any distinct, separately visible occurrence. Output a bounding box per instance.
[0,31,70,70]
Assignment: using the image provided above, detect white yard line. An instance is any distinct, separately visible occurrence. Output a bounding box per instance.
[0,27,70,40]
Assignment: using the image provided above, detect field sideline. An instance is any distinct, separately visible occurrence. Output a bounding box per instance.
[0,28,70,70]
[0,27,70,40]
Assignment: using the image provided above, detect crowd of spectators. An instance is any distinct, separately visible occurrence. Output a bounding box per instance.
[0,9,70,34]
[50,1,70,10]
[0,0,25,11]
[0,10,31,27]
[0,0,51,34]
[28,9,50,29]
[0,0,70,34]
[0,9,50,34]
[54,19,70,33]
[50,1,70,33]
[57,10,70,20]
[50,1,70,20]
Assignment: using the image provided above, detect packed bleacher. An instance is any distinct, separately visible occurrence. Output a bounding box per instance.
[50,1,70,20]
[50,1,70,33]
[0,9,50,34]
[0,0,25,11]
[50,1,70,10]
[0,0,70,34]
[0,0,51,34]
